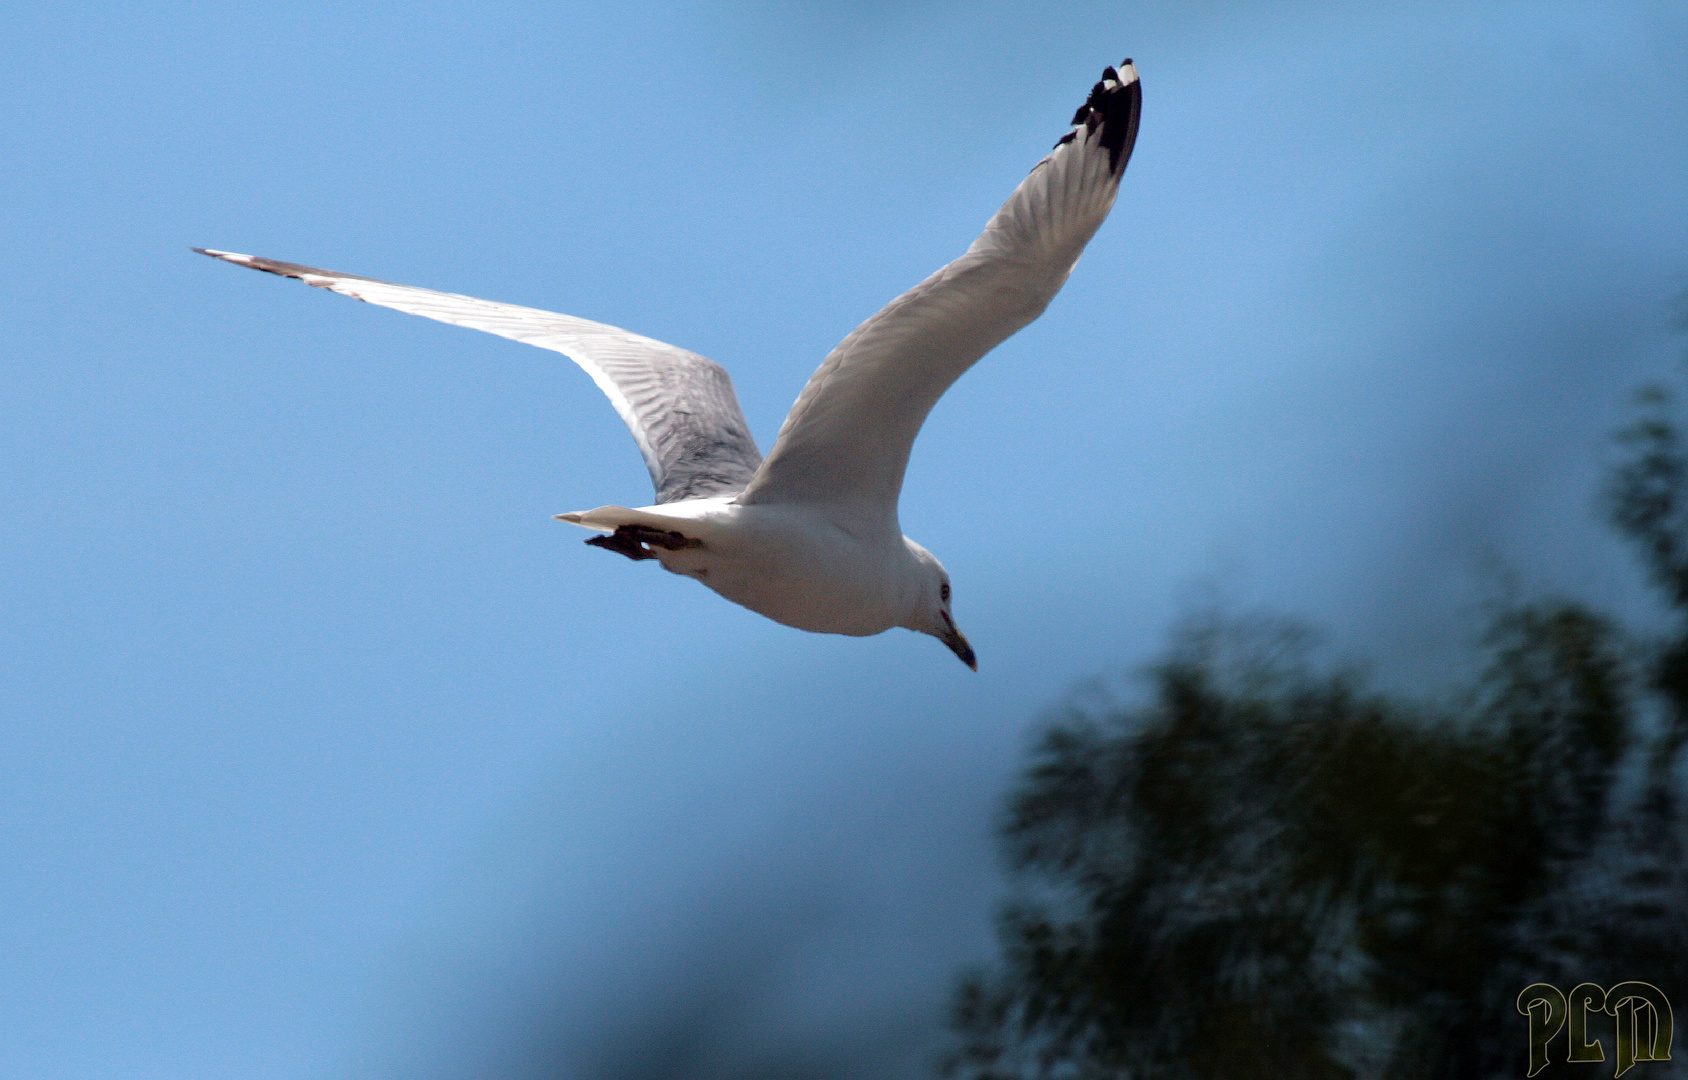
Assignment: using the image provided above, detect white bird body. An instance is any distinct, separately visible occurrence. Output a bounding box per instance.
[196,60,1143,667]
[561,499,926,637]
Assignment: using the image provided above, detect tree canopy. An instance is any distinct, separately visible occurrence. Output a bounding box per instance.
[947,351,1688,1079]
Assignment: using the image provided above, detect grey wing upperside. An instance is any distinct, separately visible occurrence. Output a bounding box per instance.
[194,250,763,504]
[737,61,1140,526]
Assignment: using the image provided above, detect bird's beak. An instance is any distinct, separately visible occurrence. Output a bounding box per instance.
[938,613,977,671]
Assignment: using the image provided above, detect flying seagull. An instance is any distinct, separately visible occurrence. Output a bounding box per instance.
[197,59,1141,669]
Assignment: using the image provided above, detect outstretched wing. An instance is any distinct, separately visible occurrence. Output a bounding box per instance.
[738,61,1140,525]
[194,250,763,504]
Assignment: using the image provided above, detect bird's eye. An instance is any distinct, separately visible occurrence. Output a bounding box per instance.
[940,582,951,602]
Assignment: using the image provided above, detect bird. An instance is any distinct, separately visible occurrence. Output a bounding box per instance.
[196,59,1141,670]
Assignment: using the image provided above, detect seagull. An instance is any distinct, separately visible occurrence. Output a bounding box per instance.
[196,59,1141,669]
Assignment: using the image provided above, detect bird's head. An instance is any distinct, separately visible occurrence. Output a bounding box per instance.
[901,540,976,671]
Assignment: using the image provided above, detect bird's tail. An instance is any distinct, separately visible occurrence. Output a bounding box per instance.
[553,504,696,533]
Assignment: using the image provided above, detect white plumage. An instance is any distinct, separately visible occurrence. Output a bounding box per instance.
[197,59,1142,668]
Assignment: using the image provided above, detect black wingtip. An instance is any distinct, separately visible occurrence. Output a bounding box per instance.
[191,248,387,286]
[1067,58,1141,175]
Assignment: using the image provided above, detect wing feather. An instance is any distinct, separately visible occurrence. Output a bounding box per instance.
[738,61,1140,525]
[193,250,762,503]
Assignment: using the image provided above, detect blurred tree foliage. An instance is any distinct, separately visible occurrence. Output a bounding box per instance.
[947,367,1688,1078]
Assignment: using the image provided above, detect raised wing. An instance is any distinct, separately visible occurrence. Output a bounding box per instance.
[194,250,763,503]
[738,61,1140,525]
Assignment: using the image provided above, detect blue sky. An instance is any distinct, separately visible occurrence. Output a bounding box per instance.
[4,2,1687,1077]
